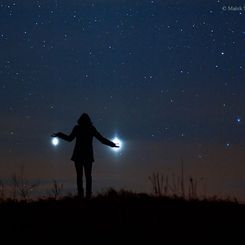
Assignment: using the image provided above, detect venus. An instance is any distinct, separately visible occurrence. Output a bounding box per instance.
[52,137,59,146]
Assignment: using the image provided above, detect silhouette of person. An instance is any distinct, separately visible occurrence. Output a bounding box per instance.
[51,113,118,198]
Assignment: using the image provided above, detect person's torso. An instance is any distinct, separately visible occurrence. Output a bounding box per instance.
[74,125,94,149]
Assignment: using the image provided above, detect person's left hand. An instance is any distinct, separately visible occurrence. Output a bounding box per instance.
[51,132,61,138]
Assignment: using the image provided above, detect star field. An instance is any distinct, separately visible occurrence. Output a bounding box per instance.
[0,0,245,198]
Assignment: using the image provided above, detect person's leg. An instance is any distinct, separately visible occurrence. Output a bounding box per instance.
[74,162,84,198]
[84,162,93,198]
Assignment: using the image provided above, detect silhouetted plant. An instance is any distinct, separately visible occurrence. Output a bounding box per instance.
[170,173,177,195]
[0,180,5,201]
[149,159,206,200]
[180,158,185,198]
[11,174,18,200]
[49,179,63,200]
[11,167,39,201]
[148,172,166,196]
[188,177,197,199]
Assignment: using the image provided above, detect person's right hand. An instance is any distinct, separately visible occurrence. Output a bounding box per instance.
[113,143,119,148]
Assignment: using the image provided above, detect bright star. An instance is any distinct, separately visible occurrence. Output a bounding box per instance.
[52,137,59,146]
[111,136,122,152]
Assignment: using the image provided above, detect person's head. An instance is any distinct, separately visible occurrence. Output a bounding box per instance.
[77,113,93,127]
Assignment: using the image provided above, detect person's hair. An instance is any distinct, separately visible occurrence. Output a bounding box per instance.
[77,113,93,127]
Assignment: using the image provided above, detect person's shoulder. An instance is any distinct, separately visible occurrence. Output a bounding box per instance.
[91,125,98,134]
[91,125,97,131]
[73,125,79,131]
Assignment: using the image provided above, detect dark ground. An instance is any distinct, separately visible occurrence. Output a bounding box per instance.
[0,191,244,244]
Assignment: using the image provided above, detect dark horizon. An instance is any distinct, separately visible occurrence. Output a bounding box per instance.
[0,1,245,200]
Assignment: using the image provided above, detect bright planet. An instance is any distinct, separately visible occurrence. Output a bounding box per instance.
[111,137,122,152]
[52,137,59,146]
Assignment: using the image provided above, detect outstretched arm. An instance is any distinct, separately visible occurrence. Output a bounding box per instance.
[51,126,77,142]
[93,127,118,147]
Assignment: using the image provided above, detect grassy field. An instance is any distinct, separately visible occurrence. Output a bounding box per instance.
[0,189,244,244]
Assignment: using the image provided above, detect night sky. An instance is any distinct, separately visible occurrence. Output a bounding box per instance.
[1,0,245,199]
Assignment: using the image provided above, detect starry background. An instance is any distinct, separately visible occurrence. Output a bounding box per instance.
[0,0,245,199]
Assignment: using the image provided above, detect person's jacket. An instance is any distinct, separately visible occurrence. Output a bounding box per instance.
[58,125,115,162]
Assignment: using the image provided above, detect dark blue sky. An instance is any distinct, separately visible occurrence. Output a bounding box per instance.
[0,0,245,199]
